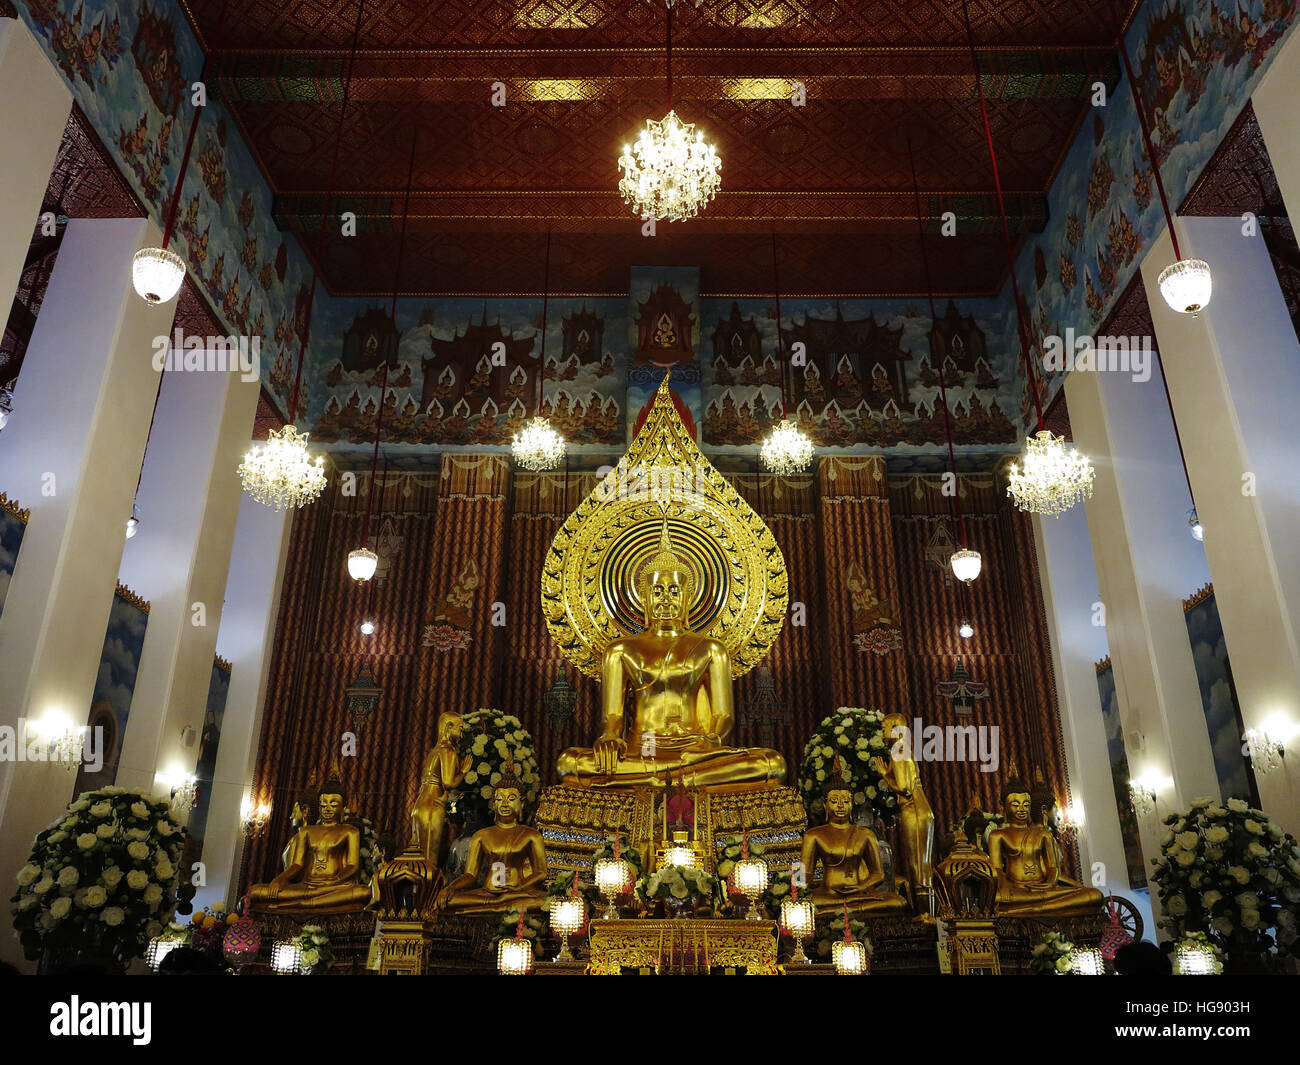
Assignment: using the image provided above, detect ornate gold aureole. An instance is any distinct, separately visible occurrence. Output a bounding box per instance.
[542,374,787,678]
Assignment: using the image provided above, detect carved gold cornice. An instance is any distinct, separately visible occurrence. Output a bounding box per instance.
[1094,656,1111,674]
[114,582,151,614]
[0,492,30,523]
[1182,583,1214,612]
[214,654,233,673]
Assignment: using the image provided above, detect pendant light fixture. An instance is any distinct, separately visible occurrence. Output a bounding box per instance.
[905,123,981,584]
[131,2,231,303]
[241,0,369,510]
[511,230,566,471]
[759,233,815,475]
[1106,0,1211,316]
[617,0,720,222]
[961,1,1095,516]
[348,127,417,580]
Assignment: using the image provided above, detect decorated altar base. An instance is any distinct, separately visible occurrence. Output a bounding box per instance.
[247,910,378,975]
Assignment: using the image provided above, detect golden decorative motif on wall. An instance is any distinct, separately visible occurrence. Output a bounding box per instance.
[422,559,479,651]
[541,375,786,679]
[0,492,30,523]
[214,654,232,674]
[114,582,150,614]
[1181,582,1214,613]
[847,561,903,656]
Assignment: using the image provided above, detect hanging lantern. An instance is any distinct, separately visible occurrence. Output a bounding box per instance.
[344,668,382,720]
[1006,430,1095,516]
[1156,258,1212,317]
[949,548,982,584]
[760,418,816,475]
[238,425,327,510]
[347,547,378,581]
[618,110,721,223]
[132,246,187,305]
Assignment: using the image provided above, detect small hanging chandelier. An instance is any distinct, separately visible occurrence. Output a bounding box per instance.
[1006,430,1095,516]
[347,547,378,581]
[760,233,815,475]
[512,230,566,470]
[1156,257,1212,317]
[949,548,982,584]
[238,424,327,510]
[131,246,186,305]
[617,1,720,223]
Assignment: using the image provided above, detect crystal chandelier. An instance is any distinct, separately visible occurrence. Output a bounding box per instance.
[618,110,721,222]
[512,231,566,470]
[1156,257,1212,316]
[132,246,186,305]
[238,424,327,510]
[760,418,815,475]
[1006,430,1095,516]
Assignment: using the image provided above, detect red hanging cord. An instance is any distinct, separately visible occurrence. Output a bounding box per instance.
[1104,0,1182,260]
[960,0,1043,431]
[771,232,788,420]
[361,126,418,549]
[288,0,367,425]
[537,228,552,415]
[665,1,673,112]
[906,122,967,549]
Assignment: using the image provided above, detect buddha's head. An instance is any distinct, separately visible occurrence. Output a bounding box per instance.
[637,513,696,629]
[824,786,854,825]
[493,756,526,825]
[318,791,345,826]
[1001,764,1032,826]
[437,711,464,744]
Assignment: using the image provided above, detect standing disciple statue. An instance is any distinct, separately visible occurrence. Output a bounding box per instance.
[411,711,470,867]
[250,776,373,914]
[875,712,936,915]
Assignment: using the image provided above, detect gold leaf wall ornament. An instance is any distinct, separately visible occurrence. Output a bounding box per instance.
[541,373,786,679]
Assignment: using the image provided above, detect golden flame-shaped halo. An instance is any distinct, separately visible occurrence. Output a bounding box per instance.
[541,374,787,679]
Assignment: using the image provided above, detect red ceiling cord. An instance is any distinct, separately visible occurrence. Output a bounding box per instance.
[665,1,674,112]
[360,126,418,551]
[537,228,552,416]
[770,232,788,420]
[960,0,1044,431]
[906,122,968,550]
[287,0,367,426]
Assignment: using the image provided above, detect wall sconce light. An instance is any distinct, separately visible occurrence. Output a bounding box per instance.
[1244,716,1293,773]
[159,768,198,817]
[1128,772,1170,817]
[29,713,85,772]
[240,795,272,838]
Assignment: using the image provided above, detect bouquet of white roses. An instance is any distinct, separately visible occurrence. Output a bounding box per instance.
[1150,797,1300,957]
[635,865,717,914]
[814,911,873,961]
[454,709,541,828]
[1029,930,1076,974]
[10,785,195,964]
[798,708,899,826]
[295,924,334,973]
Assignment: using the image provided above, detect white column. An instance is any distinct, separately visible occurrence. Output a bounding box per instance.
[1063,356,1220,912]
[0,218,175,963]
[0,17,71,314]
[1254,24,1300,226]
[114,353,261,805]
[1141,221,1300,833]
[1033,507,1153,937]
[192,490,292,912]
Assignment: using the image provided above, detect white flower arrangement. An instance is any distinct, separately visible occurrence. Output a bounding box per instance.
[294,924,334,973]
[797,708,900,826]
[1151,801,1300,959]
[9,786,194,965]
[1030,930,1077,974]
[635,865,717,913]
[453,709,540,828]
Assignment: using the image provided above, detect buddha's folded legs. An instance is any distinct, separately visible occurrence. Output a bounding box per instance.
[995,881,1105,916]
[809,890,910,916]
[250,881,373,914]
[440,888,548,916]
[557,745,786,787]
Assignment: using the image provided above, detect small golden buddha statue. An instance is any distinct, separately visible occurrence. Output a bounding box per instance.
[874,713,936,915]
[435,759,548,915]
[988,766,1103,916]
[556,517,786,788]
[250,779,372,915]
[800,774,909,916]
[411,711,471,867]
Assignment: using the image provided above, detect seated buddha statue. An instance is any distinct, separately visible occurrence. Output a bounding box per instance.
[411,711,471,868]
[556,518,786,788]
[800,775,909,916]
[435,759,548,916]
[250,781,372,915]
[988,767,1103,916]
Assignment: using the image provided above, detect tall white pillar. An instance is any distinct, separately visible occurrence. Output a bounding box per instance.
[1033,507,1153,937]
[1253,25,1300,227]
[0,218,175,963]
[1063,355,1220,910]
[1141,221,1300,833]
[0,17,71,314]
[114,353,261,805]
[193,489,292,912]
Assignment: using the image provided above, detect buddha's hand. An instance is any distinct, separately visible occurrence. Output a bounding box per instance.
[593,736,626,773]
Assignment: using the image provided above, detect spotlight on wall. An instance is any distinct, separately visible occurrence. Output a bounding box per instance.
[1187,508,1203,542]
[958,620,974,639]
[360,619,376,636]
[125,503,141,540]
[0,385,13,431]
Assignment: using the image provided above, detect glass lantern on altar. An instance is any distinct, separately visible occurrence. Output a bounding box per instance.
[497,936,534,976]
[832,937,870,975]
[732,854,769,921]
[549,895,586,962]
[594,856,634,920]
[271,939,301,975]
[780,896,816,964]
[145,935,182,972]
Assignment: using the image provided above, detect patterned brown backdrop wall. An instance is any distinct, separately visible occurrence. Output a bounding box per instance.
[240,454,1072,891]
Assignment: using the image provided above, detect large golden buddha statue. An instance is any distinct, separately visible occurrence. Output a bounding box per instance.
[435,759,548,915]
[800,771,909,916]
[988,766,1103,916]
[556,517,786,788]
[250,778,372,915]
